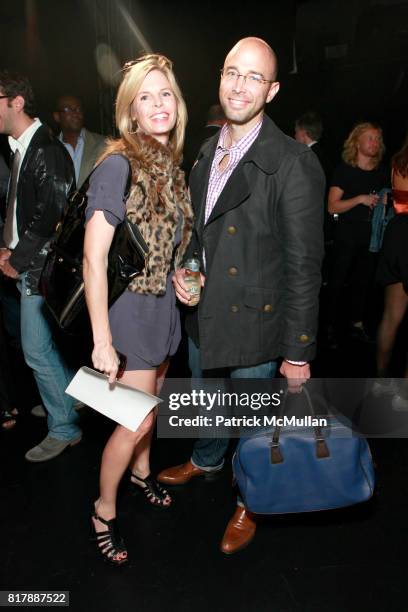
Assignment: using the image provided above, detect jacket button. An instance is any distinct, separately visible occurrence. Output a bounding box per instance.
[227,226,237,235]
[263,304,273,313]
[299,334,309,343]
[228,266,238,276]
[230,305,239,313]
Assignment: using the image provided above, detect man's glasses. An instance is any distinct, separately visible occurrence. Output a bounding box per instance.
[0,95,9,100]
[220,68,274,87]
[58,106,83,114]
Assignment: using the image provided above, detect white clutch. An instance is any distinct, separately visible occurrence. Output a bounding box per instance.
[65,366,162,432]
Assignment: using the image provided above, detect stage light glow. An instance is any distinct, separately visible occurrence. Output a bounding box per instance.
[117,3,152,53]
[95,43,122,86]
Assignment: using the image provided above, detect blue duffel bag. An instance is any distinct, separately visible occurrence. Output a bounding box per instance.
[232,387,375,515]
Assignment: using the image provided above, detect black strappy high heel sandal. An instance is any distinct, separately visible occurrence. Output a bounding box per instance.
[91,510,128,566]
[129,472,172,508]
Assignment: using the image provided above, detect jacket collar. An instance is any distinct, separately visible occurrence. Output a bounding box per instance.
[58,127,85,146]
[241,115,287,174]
[9,118,42,155]
[190,114,288,230]
[17,125,61,179]
[195,114,286,175]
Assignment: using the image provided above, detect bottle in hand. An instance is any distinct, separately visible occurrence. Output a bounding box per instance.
[184,252,201,306]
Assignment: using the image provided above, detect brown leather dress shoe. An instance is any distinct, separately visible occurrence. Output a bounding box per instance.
[220,506,257,555]
[157,460,212,485]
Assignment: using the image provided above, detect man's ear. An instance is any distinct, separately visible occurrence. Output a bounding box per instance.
[12,95,25,112]
[53,111,60,125]
[266,81,280,104]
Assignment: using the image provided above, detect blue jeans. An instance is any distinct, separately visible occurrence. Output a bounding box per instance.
[19,275,81,441]
[189,338,277,470]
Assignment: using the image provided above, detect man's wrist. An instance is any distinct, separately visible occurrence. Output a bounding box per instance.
[284,359,308,366]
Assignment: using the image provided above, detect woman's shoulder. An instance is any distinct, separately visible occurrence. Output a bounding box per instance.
[98,153,130,172]
[90,154,130,186]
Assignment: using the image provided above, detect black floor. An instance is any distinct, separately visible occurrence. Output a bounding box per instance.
[1,315,408,611]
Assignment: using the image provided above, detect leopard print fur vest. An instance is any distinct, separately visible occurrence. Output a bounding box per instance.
[114,133,193,295]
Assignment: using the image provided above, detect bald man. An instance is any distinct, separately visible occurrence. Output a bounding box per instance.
[159,38,325,553]
[53,95,105,188]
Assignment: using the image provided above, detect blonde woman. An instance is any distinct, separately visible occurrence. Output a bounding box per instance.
[84,54,193,565]
[326,122,389,344]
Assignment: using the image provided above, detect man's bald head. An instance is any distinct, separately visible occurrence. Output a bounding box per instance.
[225,37,278,81]
[219,36,280,129]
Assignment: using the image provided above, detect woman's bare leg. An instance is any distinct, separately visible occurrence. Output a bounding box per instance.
[93,369,158,558]
[156,360,170,395]
[377,283,408,376]
[129,361,171,505]
[130,361,169,476]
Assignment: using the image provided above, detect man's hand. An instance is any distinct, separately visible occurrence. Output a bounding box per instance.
[359,193,379,209]
[0,248,11,267]
[0,259,19,279]
[172,268,205,305]
[279,361,310,393]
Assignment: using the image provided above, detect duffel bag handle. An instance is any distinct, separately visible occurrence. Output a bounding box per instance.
[271,385,330,464]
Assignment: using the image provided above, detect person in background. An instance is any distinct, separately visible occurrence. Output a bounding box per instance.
[295,111,333,284]
[294,111,331,181]
[326,122,389,346]
[204,103,226,136]
[0,70,81,461]
[376,135,408,405]
[53,95,105,188]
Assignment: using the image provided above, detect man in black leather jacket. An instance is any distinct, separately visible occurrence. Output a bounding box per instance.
[0,70,82,461]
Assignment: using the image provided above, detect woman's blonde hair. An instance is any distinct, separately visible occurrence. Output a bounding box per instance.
[342,122,385,167]
[103,53,187,162]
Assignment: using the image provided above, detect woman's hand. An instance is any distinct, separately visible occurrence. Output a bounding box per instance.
[92,342,119,384]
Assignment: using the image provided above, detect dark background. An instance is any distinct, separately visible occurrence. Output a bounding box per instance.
[1,0,408,166]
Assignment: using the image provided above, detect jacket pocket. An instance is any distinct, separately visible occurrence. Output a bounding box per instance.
[243,286,275,313]
[244,286,279,355]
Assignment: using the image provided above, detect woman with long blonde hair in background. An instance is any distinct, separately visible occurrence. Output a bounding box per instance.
[326,122,389,345]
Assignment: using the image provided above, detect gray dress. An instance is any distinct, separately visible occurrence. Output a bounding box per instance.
[85,154,181,370]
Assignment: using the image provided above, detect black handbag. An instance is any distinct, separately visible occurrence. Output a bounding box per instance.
[40,159,149,332]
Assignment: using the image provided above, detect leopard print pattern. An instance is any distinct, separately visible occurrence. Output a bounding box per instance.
[117,133,193,295]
